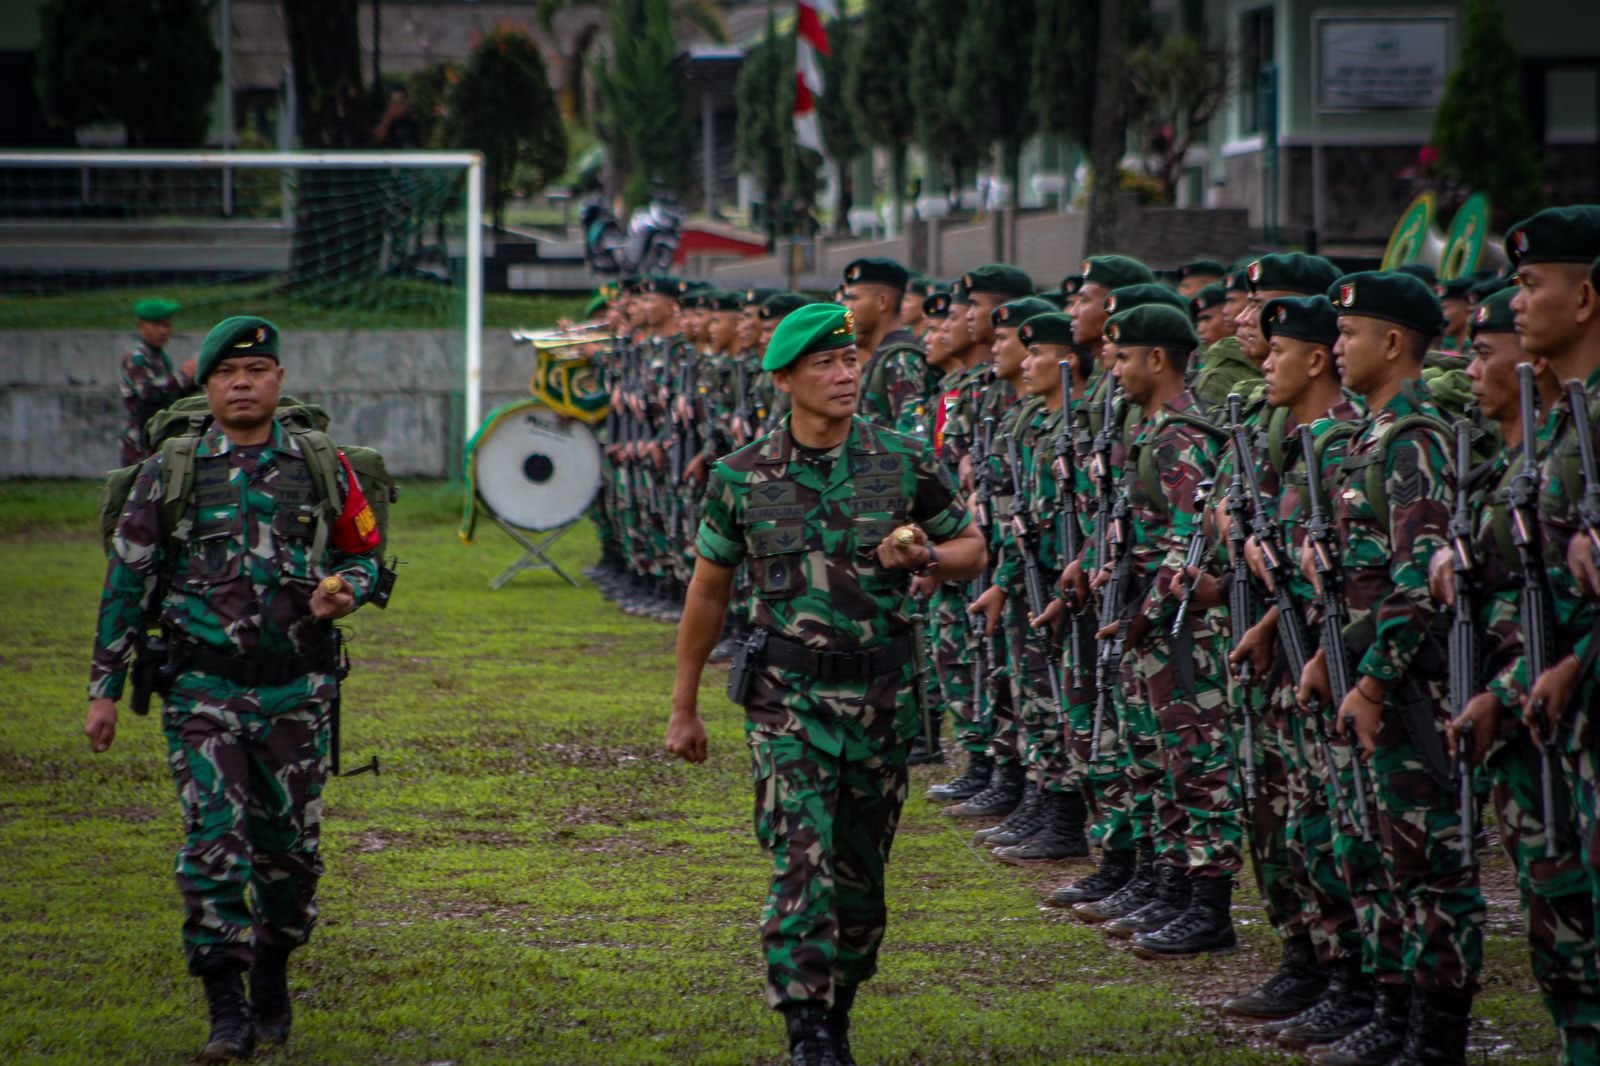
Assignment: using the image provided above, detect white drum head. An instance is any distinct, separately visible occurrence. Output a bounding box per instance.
[474,404,601,531]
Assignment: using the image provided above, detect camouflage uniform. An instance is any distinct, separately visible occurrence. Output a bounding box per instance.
[1326,380,1485,995]
[90,422,381,972]
[120,338,195,465]
[696,415,970,1006]
[1188,335,1262,415]
[928,364,984,752]
[858,329,932,438]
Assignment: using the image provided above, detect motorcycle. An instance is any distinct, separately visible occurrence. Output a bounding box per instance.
[581,190,683,276]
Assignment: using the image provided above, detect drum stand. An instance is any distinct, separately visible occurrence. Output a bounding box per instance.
[487,515,580,590]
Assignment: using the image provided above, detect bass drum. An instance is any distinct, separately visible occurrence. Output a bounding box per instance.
[471,400,601,531]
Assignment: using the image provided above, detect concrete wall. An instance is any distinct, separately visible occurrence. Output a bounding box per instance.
[2,330,543,479]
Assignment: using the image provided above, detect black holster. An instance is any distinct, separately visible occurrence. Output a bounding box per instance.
[128,633,175,717]
[726,628,769,706]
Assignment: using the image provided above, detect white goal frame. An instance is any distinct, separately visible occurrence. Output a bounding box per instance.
[0,149,488,439]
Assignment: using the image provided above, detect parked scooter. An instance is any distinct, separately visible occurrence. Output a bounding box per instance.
[582,189,683,276]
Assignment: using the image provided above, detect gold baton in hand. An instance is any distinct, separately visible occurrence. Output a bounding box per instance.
[321,576,344,595]
[894,527,918,545]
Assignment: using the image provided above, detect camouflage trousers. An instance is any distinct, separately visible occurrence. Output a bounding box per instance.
[162,692,329,974]
[1232,669,1304,938]
[1067,625,1131,851]
[1365,688,1485,994]
[1004,598,1073,792]
[984,628,1021,765]
[1490,732,1600,1064]
[748,729,909,1007]
[1134,625,1244,877]
[929,581,980,752]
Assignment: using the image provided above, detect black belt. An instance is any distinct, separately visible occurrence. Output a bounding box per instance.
[759,629,915,684]
[172,642,334,687]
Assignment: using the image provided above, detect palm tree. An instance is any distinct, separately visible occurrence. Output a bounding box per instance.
[536,0,729,122]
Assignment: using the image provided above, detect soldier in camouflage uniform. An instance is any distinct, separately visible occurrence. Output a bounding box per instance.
[1435,283,1600,1066]
[665,302,985,1066]
[1297,272,1485,1066]
[87,317,382,1062]
[120,298,199,465]
[841,257,933,438]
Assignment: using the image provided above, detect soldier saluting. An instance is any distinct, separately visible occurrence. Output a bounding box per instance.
[665,303,985,1066]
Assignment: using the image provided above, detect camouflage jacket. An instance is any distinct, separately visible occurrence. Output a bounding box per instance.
[120,339,195,466]
[1190,336,1264,415]
[90,421,381,706]
[936,362,993,470]
[1272,400,1362,613]
[1328,380,1452,686]
[696,415,970,654]
[858,329,931,438]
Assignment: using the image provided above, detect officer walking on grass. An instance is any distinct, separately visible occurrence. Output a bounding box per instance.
[120,298,199,465]
[665,303,986,1066]
[87,316,382,1062]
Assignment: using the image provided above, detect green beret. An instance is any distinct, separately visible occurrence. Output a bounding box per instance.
[133,297,180,322]
[760,292,814,320]
[1470,287,1517,335]
[991,296,1058,329]
[1223,269,1249,293]
[704,289,743,312]
[961,263,1035,298]
[1436,277,1475,301]
[743,287,782,308]
[1506,206,1600,266]
[923,291,952,318]
[620,274,644,294]
[1019,312,1076,348]
[907,275,937,297]
[197,316,279,383]
[1191,283,1227,314]
[1079,254,1155,291]
[582,292,609,318]
[1329,271,1444,336]
[1246,253,1342,296]
[1179,259,1226,280]
[640,274,683,298]
[1261,295,1337,347]
[1153,268,1182,288]
[1104,282,1191,318]
[1104,304,1198,350]
[1060,274,1084,297]
[762,302,854,372]
[1469,275,1512,302]
[843,256,910,290]
[1396,263,1439,288]
[1039,291,1070,310]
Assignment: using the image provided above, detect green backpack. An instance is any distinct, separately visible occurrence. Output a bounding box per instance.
[99,394,398,563]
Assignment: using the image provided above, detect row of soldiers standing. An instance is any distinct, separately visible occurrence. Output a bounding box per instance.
[584,203,1600,1066]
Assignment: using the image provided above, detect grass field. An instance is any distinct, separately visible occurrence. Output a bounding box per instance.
[0,481,1559,1064]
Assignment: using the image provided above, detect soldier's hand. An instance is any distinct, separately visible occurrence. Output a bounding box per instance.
[876,525,928,570]
[1176,566,1223,610]
[666,708,708,764]
[1569,535,1600,599]
[1524,654,1581,743]
[1213,504,1232,546]
[958,454,974,494]
[1300,543,1321,595]
[1059,560,1089,606]
[1243,537,1272,591]
[1447,691,1502,766]
[909,573,939,598]
[1088,564,1112,592]
[685,453,709,484]
[731,417,751,445]
[1030,596,1064,631]
[1297,647,1331,710]
[1337,680,1384,759]
[85,698,117,753]
[1427,547,1456,606]
[311,575,356,621]
[649,442,667,470]
[968,584,1005,635]
[1231,614,1275,679]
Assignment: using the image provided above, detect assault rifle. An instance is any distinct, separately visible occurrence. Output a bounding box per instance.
[1170,478,1215,637]
[1300,424,1373,841]
[1446,419,1479,868]
[1006,431,1066,724]
[1224,395,1258,800]
[1091,492,1133,762]
[970,417,1000,725]
[1054,360,1093,691]
[1569,378,1600,573]
[733,358,753,449]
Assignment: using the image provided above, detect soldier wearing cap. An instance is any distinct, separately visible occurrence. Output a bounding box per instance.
[841,257,934,438]
[666,302,985,1066]
[1436,277,1475,354]
[1191,284,1233,348]
[88,316,382,1061]
[1177,258,1226,299]
[120,298,199,465]
[1294,270,1486,1064]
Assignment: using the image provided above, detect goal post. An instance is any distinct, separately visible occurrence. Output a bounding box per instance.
[0,149,487,456]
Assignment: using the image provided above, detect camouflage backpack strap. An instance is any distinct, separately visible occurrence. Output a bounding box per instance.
[1354,413,1452,532]
[1265,405,1292,477]
[1136,411,1227,521]
[285,425,344,563]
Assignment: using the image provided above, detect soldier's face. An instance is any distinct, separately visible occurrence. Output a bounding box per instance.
[1235,293,1269,360]
[1263,335,1324,408]
[206,356,283,432]
[1442,298,1471,338]
[1512,263,1596,361]
[926,318,953,368]
[1021,344,1067,398]
[1332,315,1390,395]
[1465,331,1524,422]
[1222,289,1248,324]
[945,303,974,353]
[777,345,861,420]
[1111,345,1153,404]
[900,291,924,327]
[708,311,739,351]
[842,286,881,335]
[137,319,173,348]
[1178,275,1218,299]
[1070,284,1109,343]
[992,327,1027,381]
[1195,306,1231,346]
[737,307,761,349]
[967,292,1002,345]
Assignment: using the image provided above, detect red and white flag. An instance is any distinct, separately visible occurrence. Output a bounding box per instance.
[794,0,835,155]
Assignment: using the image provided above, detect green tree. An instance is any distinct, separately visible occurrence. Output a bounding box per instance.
[595,0,693,208]
[452,26,569,231]
[537,0,727,123]
[911,0,986,198]
[407,62,462,150]
[1032,0,1098,150]
[845,0,919,229]
[35,0,219,147]
[952,0,1037,208]
[735,12,789,243]
[817,15,864,233]
[1431,0,1544,223]
[1126,33,1231,203]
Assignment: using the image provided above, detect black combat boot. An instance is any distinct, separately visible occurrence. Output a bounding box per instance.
[975,781,1042,846]
[925,751,993,804]
[197,960,254,1062]
[944,760,1024,819]
[906,714,945,765]
[828,985,859,1066]
[1047,846,1134,907]
[249,943,293,1045]
[994,790,1091,862]
[1131,875,1238,957]
[782,1001,841,1066]
[1272,961,1376,1049]
[1389,986,1473,1066]
[1307,982,1410,1066]
[1221,934,1325,1018]
[1105,863,1191,940]
[1074,839,1156,922]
